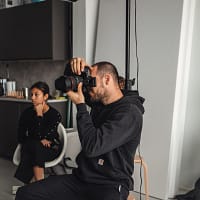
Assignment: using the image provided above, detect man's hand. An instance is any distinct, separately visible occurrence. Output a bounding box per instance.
[67,82,85,104]
[41,139,51,148]
[70,57,88,75]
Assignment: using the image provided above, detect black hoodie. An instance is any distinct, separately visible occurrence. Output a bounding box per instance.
[73,90,145,191]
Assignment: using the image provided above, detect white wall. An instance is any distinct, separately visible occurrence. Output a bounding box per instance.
[95,0,126,76]
[95,0,183,199]
[133,1,183,198]
[73,0,86,58]
[73,0,99,64]
[72,0,99,128]
[178,0,200,190]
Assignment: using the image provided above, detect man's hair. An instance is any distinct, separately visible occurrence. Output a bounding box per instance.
[92,61,119,84]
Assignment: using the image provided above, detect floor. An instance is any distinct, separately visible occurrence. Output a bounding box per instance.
[0,157,162,200]
[0,158,23,200]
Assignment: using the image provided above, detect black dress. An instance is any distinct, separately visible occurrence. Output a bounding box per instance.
[14,105,62,184]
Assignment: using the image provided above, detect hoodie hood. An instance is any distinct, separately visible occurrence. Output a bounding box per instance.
[122,90,145,114]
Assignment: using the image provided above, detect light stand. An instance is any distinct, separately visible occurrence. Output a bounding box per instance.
[125,0,135,90]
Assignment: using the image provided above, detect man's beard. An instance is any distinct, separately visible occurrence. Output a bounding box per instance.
[89,82,106,103]
[89,88,105,103]
[90,93,103,103]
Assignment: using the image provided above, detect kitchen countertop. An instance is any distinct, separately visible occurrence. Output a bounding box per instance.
[0,96,67,103]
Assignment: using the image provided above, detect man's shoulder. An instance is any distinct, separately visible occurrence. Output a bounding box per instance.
[122,91,145,114]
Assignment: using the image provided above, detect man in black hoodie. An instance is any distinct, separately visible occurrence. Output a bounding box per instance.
[16,58,145,200]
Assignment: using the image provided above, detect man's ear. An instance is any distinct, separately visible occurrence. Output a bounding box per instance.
[104,74,111,85]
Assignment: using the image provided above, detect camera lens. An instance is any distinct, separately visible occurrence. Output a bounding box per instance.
[65,76,83,91]
[55,66,96,92]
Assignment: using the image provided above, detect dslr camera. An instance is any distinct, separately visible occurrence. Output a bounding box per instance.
[55,67,96,92]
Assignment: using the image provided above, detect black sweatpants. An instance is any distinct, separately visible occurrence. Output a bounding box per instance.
[14,140,60,184]
[15,174,129,200]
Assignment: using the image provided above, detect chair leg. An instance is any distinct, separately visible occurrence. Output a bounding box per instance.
[134,155,149,200]
[127,192,136,200]
[12,185,21,195]
[141,159,149,200]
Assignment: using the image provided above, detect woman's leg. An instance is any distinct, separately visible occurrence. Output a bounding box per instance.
[15,140,60,184]
[32,140,59,181]
[33,166,44,181]
[14,143,34,184]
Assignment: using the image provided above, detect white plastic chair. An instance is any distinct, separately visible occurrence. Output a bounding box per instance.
[63,130,81,172]
[13,123,67,168]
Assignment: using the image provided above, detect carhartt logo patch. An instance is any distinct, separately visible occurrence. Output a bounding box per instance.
[98,159,104,166]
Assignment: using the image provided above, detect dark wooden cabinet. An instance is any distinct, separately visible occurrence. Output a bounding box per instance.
[0,0,72,60]
[0,99,67,159]
[0,101,20,159]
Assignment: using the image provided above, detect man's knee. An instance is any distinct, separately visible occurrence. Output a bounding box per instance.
[16,186,32,200]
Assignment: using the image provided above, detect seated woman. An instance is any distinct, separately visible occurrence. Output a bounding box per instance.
[14,81,62,184]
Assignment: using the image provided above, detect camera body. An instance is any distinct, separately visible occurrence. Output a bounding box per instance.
[55,67,96,92]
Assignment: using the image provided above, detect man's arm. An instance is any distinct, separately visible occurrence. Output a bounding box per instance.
[76,103,142,157]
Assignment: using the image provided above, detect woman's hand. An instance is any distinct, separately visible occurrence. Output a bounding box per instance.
[41,139,51,148]
[34,102,45,116]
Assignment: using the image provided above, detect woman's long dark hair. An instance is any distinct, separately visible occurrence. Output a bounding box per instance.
[30,81,50,98]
